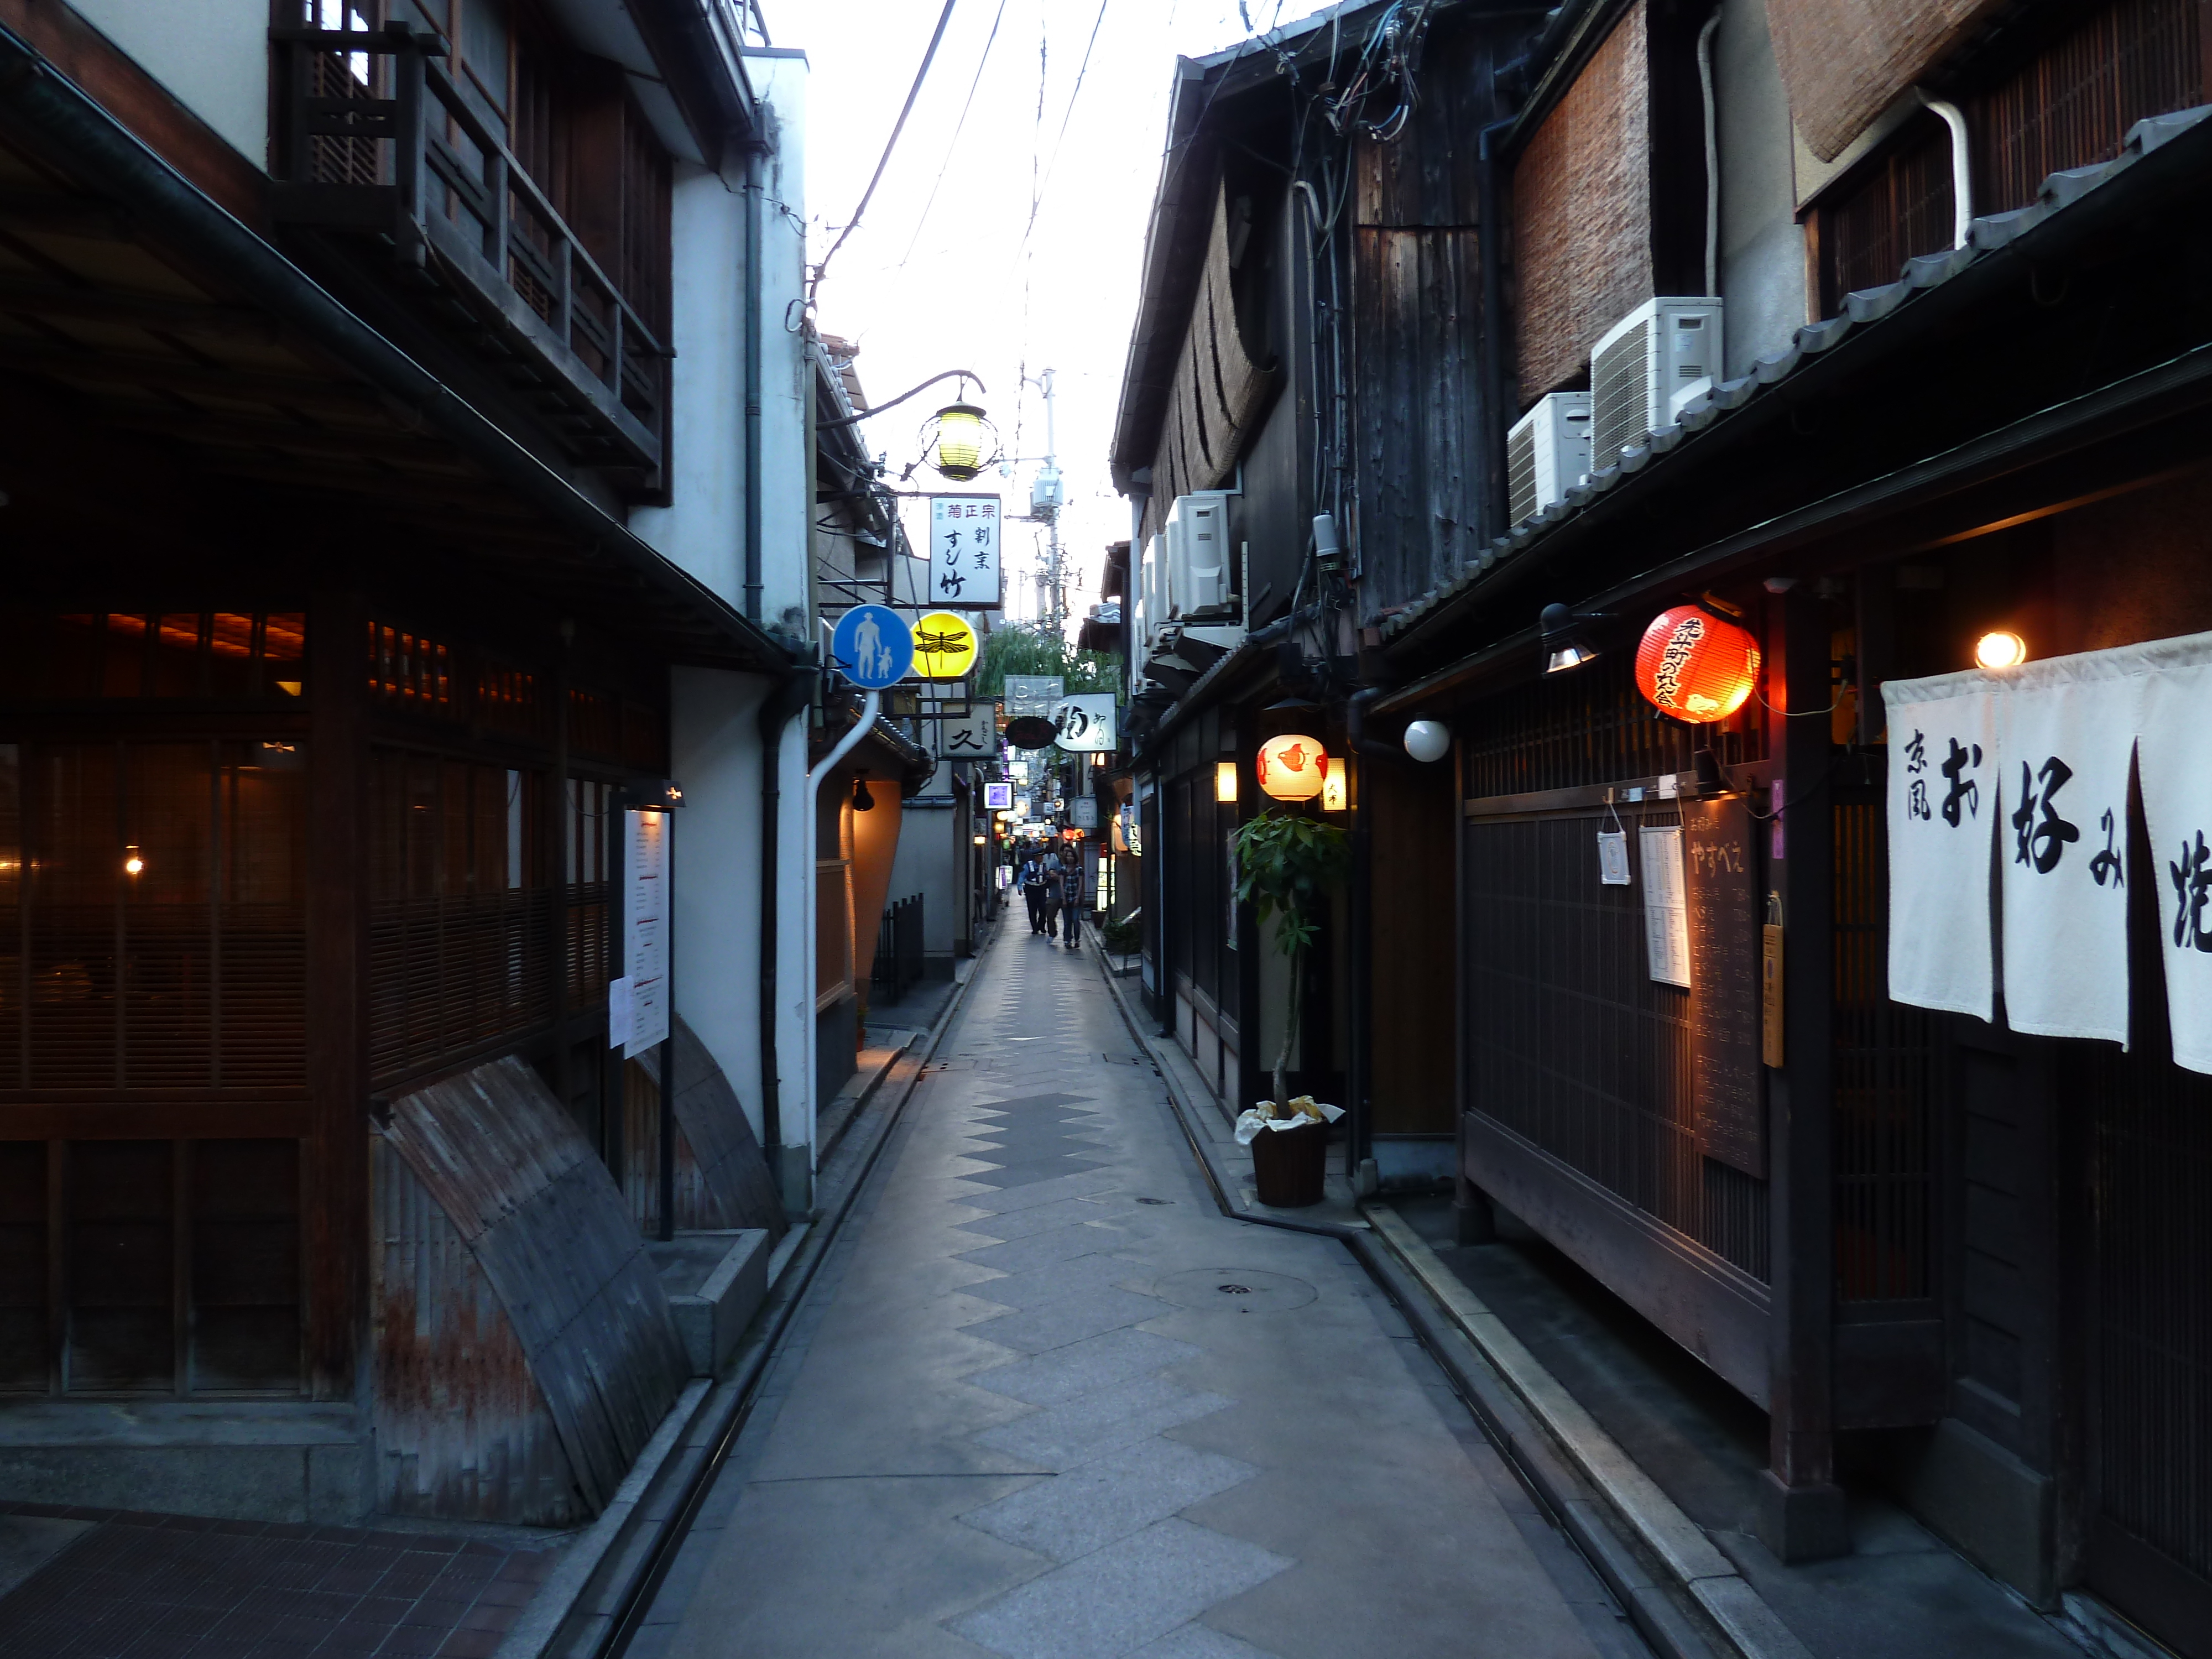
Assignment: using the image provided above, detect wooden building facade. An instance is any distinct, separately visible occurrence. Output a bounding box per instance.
[1115,0,2212,1648]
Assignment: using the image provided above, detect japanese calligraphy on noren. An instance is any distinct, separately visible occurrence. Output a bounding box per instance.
[929,495,1001,609]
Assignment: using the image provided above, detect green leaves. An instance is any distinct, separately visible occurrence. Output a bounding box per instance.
[1232,810,1350,958]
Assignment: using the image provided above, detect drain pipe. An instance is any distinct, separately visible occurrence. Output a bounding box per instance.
[1698,11,1721,297]
[1475,114,1517,541]
[1917,88,1973,249]
[744,139,766,622]
[757,664,817,1191]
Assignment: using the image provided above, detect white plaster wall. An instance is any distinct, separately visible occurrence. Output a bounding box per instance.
[671,667,769,1140]
[71,0,269,167]
[632,162,748,604]
[886,802,960,961]
[1715,0,1807,377]
[745,51,814,638]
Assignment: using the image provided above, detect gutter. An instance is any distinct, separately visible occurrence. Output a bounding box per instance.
[0,21,792,674]
[743,139,768,623]
[755,664,817,1188]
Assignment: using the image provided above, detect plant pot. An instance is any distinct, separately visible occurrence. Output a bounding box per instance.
[1249,1118,1330,1208]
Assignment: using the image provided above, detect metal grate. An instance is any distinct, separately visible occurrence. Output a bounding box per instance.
[1589,316,1650,469]
[1464,810,1770,1281]
[1507,415,1540,528]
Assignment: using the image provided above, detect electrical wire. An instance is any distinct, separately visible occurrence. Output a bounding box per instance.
[1016,0,1113,259]
[895,0,1011,268]
[809,0,961,304]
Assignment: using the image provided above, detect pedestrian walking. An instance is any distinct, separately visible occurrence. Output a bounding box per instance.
[1019,848,1046,933]
[1059,849,1085,950]
[1040,852,1063,938]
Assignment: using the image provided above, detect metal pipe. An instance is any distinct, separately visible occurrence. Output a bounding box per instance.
[1476,115,1516,541]
[756,665,816,1188]
[810,691,881,787]
[1698,12,1721,298]
[744,140,766,622]
[1917,90,1973,250]
[660,822,677,1241]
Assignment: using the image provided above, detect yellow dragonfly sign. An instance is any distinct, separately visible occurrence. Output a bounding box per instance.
[912,611,978,680]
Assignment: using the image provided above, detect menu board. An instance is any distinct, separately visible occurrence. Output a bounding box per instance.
[1682,797,1763,1177]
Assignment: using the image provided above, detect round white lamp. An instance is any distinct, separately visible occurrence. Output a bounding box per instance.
[1402,719,1451,763]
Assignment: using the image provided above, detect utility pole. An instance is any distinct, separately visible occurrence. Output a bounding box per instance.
[1025,368,1066,638]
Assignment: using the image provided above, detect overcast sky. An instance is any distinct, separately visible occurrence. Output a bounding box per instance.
[769,0,1301,634]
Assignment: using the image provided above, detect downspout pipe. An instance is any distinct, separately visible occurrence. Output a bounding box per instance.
[756,662,816,1181]
[1916,90,1973,250]
[744,138,766,622]
[1698,12,1721,298]
[1476,114,1517,542]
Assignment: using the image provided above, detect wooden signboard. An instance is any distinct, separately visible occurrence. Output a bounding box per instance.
[1682,797,1764,1177]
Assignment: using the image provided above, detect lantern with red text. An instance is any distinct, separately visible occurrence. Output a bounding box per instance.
[1256,734,1327,801]
[1635,606,1760,723]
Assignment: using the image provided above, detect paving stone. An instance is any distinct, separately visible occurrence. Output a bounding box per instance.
[951,1196,1130,1243]
[967,1329,1204,1407]
[958,1437,1257,1562]
[976,1375,1234,1470]
[949,1519,1291,1659]
[959,1169,1124,1214]
[966,1286,1173,1353]
[954,1225,1129,1275]
[1128,1625,1283,1659]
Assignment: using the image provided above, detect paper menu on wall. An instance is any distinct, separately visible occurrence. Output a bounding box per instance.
[1641,825,1692,988]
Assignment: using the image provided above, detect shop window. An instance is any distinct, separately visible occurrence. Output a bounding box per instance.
[477,660,543,741]
[0,612,307,702]
[568,687,620,759]
[368,622,455,716]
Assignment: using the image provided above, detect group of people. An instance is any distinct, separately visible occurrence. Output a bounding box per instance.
[1015,845,1086,948]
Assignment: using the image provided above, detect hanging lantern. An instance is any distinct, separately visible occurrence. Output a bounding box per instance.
[1635,605,1760,723]
[924,403,997,482]
[1256,733,1327,801]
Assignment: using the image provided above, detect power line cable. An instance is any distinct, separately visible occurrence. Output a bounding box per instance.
[1015,0,1111,257]
[895,0,1011,268]
[808,0,960,304]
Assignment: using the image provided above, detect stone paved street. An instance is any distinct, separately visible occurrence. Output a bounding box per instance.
[628,921,1651,1659]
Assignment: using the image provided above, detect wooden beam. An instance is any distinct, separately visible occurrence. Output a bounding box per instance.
[0,341,382,413]
[0,275,279,343]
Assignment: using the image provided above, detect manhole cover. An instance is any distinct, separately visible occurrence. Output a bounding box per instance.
[1149,1268,1317,1312]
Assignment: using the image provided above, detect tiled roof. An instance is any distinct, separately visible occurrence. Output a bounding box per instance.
[1381,103,2212,644]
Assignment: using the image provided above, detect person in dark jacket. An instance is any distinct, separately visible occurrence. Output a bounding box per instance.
[1059,851,1085,949]
[1039,853,1063,938]
[1019,848,1047,933]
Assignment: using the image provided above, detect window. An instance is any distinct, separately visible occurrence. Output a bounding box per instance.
[368,622,455,716]
[1814,118,1955,319]
[565,778,613,1004]
[0,612,306,702]
[367,751,550,1084]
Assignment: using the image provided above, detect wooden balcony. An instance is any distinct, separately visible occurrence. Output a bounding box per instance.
[269,23,667,487]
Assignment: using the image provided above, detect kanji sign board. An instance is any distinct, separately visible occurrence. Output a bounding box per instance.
[928,495,1001,608]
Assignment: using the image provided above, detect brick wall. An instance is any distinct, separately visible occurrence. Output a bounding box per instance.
[1512,0,1653,409]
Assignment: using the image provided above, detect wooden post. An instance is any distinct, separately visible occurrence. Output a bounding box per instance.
[1759,585,1850,1561]
[1453,728,1495,1245]
[304,589,369,1402]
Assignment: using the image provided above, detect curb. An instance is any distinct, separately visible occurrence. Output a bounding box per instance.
[1360,1205,1814,1659]
[497,910,1000,1659]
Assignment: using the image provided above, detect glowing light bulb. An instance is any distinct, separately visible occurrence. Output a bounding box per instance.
[1974,630,2027,670]
[123,849,145,876]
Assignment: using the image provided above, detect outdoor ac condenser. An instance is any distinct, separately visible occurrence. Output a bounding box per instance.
[1589,297,1723,470]
[1506,392,1593,526]
[1165,491,1234,619]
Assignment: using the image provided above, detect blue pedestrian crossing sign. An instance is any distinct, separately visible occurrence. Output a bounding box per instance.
[830,604,912,690]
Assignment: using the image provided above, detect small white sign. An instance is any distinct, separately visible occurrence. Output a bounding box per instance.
[1640,825,1691,988]
[984,781,1014,810]
[624,810,670,1055]
[1072,796,1099,829]
[607,974,634,1051]
[1004,675,1064,717]
[1052,694,1118,753]
[933,705,998,759]
[928,495,1001,608]
[1598,830,1631,886]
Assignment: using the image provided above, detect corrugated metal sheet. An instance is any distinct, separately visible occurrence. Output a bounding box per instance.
[371,1139,579,1525]
[380,1055,687,1515]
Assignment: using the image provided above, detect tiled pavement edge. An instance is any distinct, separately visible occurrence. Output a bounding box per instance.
[630,918,1653,1659]
[0,1503,555,1658]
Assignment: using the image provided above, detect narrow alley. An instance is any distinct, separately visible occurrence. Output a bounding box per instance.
[623,922,1645,1659]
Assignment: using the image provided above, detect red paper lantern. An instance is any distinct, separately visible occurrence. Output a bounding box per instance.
[1635,606,1760,723]
[1256,734,1327,801]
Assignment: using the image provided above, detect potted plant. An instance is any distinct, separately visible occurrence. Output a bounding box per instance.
[1231,807,1349,1207]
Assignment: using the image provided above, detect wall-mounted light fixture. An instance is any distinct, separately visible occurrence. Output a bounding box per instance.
[1322,758,1348,812]
[1402,719,1451,763]
[1540,603,1608,673]
[852,772,876,812]
[123,845,144,877]
[1215,761,1239,804]
[1256,734,1327,801]
[1974,630,2027,670]
[613,780,685,812]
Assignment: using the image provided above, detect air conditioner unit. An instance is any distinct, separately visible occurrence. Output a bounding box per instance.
[1589,298,1723,469]
[1165,492,1233,619]
[1506,393,1593,526]
[1129,536,1166,696]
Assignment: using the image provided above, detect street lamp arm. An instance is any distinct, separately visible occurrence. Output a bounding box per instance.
[818,370,987,430]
